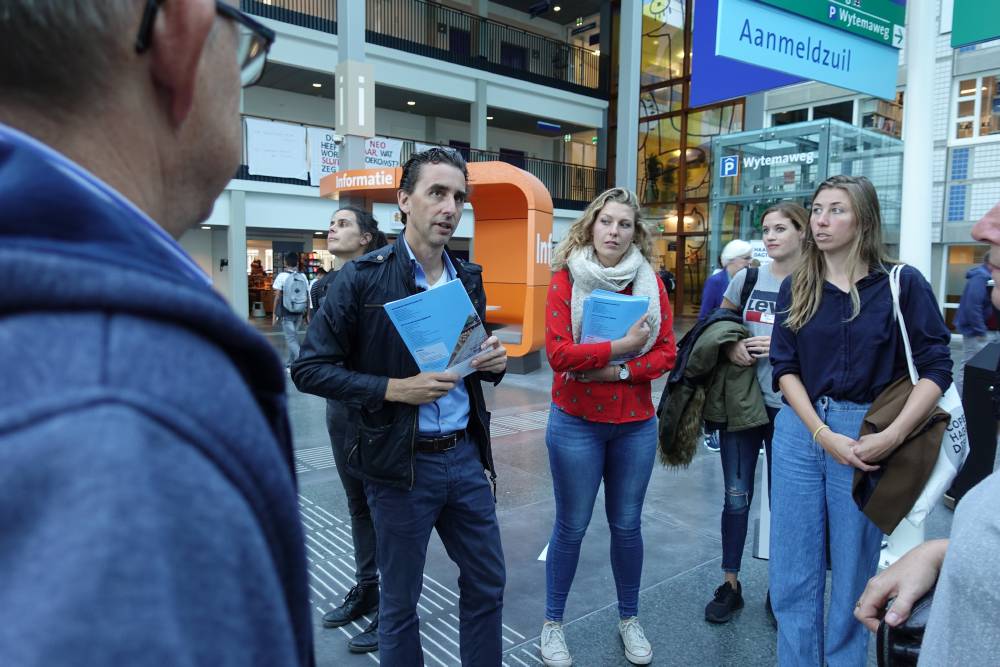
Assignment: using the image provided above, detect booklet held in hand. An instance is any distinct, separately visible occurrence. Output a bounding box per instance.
[384,278,489,378]
[580,289,649,361]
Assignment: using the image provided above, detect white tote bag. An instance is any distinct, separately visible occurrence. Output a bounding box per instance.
[889,265,970,526]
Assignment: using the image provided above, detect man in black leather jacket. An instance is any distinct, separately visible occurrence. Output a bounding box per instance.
[292,147,508,666]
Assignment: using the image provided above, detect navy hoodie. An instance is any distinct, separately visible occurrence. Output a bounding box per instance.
[954,264,994,337]
[0,125,313,665]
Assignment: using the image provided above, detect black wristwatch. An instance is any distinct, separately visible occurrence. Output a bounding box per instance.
[618,363,630,381]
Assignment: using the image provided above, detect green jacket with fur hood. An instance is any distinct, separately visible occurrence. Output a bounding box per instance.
[659,319,768,467]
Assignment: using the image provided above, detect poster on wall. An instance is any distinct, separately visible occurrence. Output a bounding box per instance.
[308,127,340,185]
[365,137,404,168]
[245,117,308,180]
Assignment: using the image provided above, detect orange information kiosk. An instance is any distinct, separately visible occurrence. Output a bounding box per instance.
[320,162,553,370]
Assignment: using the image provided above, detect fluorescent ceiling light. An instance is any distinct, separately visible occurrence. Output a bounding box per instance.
[312,82,322,88]
[406,100,416,106]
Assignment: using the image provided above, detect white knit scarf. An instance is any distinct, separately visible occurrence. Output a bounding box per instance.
[566,244,661,357]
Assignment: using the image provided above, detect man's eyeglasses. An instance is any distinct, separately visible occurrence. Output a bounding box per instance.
[135,1,276,88]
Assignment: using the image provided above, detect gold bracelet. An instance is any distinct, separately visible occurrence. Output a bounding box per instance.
[812,424,830,442]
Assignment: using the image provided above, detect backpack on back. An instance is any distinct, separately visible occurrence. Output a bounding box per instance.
[282,271,309,314]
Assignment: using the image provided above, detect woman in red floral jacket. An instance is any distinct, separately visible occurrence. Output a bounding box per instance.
[538,188,676,667]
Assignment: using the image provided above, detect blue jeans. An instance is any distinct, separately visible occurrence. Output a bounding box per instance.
[364,435,505,666]
[545,406,657,621]
[719,405,779,573]
[769,399,882,667]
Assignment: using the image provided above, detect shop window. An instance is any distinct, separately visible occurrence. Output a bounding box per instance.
[640,84,683,117]
[771,108,808,126]
[979,76,1000,136]
[944,244,991,328]
[953,74,1000,141]
[686,104,743,199]
[860,91,903,138]
[638,115,681,205]
[813,100,854,124]
[640,0,686,86]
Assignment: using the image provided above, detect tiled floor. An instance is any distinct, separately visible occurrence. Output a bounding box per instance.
[257,317,964,666]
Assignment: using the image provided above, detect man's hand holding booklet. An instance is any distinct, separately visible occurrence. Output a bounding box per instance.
[383,279,492,378]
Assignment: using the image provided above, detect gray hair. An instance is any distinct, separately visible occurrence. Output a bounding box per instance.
[0,1,136,109]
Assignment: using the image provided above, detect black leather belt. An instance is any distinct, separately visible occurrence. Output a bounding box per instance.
[415,429,466,453]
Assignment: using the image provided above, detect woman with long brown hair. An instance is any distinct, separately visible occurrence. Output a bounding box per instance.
[768,176,952,665]
[703,201,807,625]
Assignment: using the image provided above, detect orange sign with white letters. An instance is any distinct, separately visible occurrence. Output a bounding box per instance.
[319,162,553,359]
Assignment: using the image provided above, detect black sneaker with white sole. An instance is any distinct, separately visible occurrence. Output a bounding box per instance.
[705,581,744,623]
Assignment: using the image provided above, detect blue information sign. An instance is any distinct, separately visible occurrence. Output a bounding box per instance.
[716,0,899,100]
[690,0,802,108]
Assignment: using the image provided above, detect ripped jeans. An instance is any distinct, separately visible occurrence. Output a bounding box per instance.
[719,406,779,573]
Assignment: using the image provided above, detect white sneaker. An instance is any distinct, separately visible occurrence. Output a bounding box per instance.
[540,621,572,667]
[619,617,652,665]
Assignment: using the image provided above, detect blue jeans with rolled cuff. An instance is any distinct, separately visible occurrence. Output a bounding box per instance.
[769,398,882,667]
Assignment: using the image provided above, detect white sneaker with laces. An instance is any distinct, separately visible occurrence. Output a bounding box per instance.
[619,617,652,665]
[540,621,572,667]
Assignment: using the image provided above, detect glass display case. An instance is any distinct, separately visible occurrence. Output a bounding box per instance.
[709,118,903,265]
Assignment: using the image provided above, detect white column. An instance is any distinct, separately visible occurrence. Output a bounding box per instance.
[898,1,935,278]
[614,0,641,191]
[471,80,488,151]
[227,191,249,318]
[337,0,368,209]
[880,1,936,567]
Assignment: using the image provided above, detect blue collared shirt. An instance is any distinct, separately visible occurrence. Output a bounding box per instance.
[401,235,471,435]
[0,122,211,288]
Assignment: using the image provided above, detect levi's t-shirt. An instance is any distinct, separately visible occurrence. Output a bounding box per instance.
[724,264,783,408]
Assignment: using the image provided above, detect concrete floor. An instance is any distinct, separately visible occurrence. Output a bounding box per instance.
[255,317,963,667]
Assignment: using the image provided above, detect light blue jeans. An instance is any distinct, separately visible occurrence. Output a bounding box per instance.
[769,398,882,667]
[280,313,302,367]
[545,406,657,621]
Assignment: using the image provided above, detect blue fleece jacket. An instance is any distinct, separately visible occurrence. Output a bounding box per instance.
[954,264,994,337]
[771,266,953,404]
[698,269,730,320]
[0,125,314,665]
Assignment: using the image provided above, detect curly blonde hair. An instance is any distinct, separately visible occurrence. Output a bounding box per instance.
[551,188,654,270]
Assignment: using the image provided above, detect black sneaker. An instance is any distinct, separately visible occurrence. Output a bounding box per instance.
[323,584,379,628]
[348,617,379,653]
[705,581,744,624]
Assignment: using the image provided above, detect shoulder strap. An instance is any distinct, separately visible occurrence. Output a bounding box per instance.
[889,264,919,385]
[739,267,759,310]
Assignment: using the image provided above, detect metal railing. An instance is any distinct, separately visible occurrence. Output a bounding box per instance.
[394,139,606,207]
[234,115,606,207]
[367,0,605,96]
[241,0,336,34]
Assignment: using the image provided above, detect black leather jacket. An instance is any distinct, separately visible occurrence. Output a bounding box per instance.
[291,235,502,490]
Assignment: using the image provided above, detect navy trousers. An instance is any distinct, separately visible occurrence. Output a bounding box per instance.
[364,435,505,666]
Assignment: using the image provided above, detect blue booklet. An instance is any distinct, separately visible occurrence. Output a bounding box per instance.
[580,289,649,361]
[383,278,489,378]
